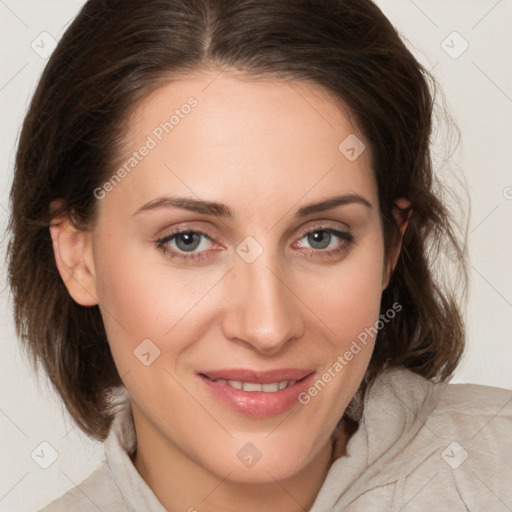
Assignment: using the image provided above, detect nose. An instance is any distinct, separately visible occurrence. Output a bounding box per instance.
[221,253,305,355]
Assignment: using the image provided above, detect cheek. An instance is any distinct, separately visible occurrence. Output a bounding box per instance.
[292,237,386,431]
[303,235,386,347]
[92,233,225,369]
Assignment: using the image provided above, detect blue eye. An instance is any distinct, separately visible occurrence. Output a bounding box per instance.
[298,228,353,251]
[292,227,354,260]
[156,226,354,263]
[156,229,214,262]
[169,232,206,252]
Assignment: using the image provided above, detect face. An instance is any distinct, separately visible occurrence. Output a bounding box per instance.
[56,70,398,483]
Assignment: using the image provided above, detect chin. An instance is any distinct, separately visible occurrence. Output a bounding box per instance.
[200,435,326,484]
[224,459,308,484]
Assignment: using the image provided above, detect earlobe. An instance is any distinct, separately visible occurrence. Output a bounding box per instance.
[382,198,413,290]
[49,213,98,306]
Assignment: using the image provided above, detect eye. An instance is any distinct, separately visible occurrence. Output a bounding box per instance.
[156,224,354,264]
[156,228,216,262]
[301,230,338,250]
[293,226,354,259]
[170,231,208,252]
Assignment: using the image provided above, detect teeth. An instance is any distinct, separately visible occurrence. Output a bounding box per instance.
[243,382,262,392]
[214,379,295,392]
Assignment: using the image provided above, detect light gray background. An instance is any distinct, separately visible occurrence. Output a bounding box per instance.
[1,1,511,510]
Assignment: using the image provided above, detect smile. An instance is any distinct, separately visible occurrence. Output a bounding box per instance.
[198,368,315,417]
[207,378,296,392]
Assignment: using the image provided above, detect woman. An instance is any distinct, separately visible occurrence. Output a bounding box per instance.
[7,0,511,510]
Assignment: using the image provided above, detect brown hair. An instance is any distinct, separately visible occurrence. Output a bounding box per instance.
[7,0,468,441]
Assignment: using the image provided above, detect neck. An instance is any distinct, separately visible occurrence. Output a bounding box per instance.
[131,405,351,512]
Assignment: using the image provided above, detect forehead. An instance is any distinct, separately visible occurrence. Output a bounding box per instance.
[101,71,377,221]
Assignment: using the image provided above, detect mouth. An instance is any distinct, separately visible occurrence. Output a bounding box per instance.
[205,379,298,392]
[197,368,315,417]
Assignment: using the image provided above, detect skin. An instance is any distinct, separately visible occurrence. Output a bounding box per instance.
[50,69,410,512]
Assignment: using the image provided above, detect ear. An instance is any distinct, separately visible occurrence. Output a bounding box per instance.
[49,202,98,306]
[382,198,412,290]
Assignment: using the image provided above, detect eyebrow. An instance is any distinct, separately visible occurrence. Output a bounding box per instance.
[133,193,372,218]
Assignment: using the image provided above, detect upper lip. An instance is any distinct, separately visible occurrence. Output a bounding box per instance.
[199,368,314,384]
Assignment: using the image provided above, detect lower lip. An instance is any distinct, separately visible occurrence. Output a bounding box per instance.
[199,374,315,417]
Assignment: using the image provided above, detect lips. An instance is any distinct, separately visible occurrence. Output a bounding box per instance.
[198,368,315,417]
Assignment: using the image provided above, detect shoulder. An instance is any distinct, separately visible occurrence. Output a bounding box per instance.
[38,462,127,512]
[436,378,512,411]
[427,377,512,439]
[377,367,512,429]
[380,370,512,508]
[316,370,512,510]
[379,368,512,456]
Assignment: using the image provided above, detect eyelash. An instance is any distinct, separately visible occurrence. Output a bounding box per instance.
[155,225,354,263]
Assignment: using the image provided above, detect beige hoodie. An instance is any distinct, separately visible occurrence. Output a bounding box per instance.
[40,368,512,511]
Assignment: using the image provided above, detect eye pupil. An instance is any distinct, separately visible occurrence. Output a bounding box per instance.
[176,232,201,251]
[308,230,331,249]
